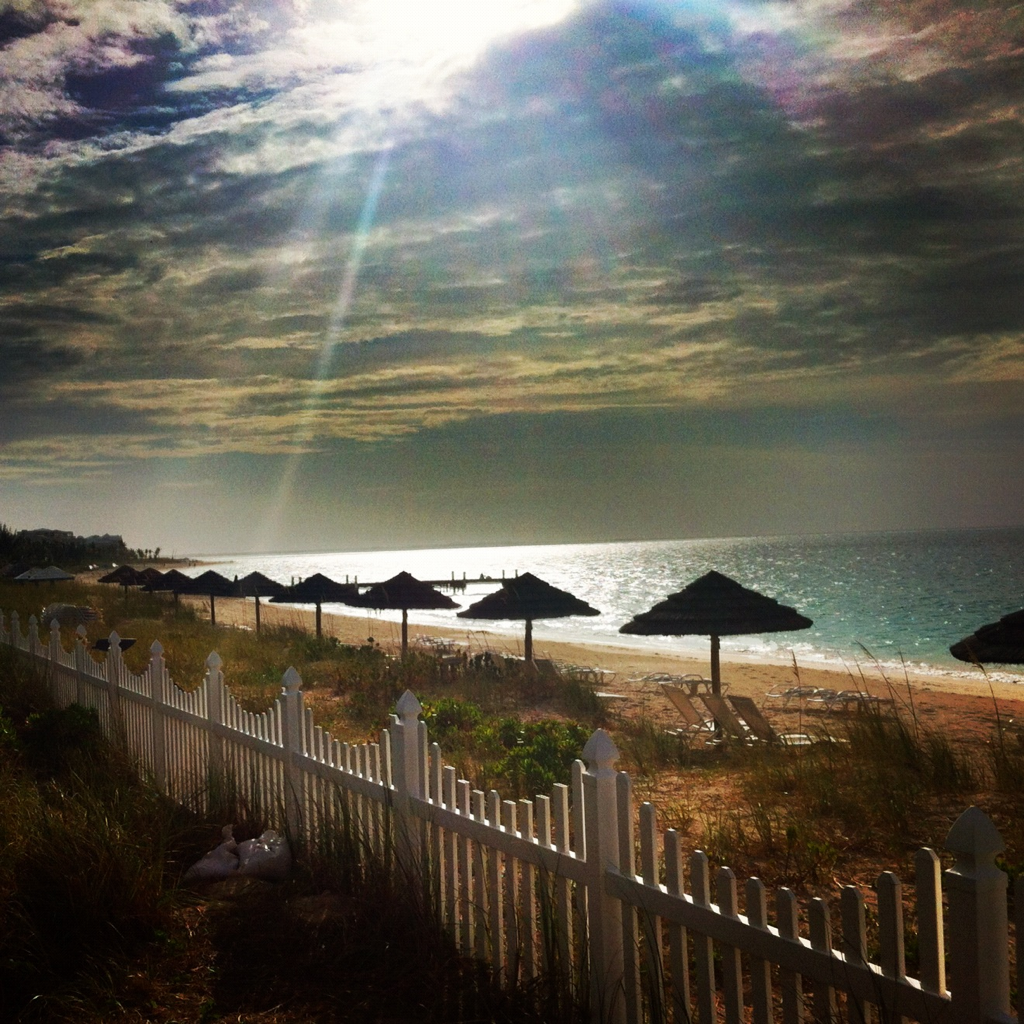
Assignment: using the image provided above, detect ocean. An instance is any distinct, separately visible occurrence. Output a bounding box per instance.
[186,527,1024,682]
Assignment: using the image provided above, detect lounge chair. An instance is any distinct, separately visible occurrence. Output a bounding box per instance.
[697,693,751,743]
[660,684,716,737]
[532,658,561,679]
[805,688,839,710]
[823,689,894,712]
[726,694,814,746]
[765,685,819,706]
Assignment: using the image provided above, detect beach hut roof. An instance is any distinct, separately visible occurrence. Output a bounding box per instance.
[619,570,813,637]
[14,565,75,582]
[98,564,143,586]
[457,572,599,622]
[237,571,286,598]
[950,609,1024,665]
[271,573,358,604]
[348,572,458,612]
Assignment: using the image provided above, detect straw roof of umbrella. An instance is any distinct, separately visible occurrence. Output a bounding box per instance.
[620,570,812,694]
[175,570,241,626]
[98,564,144,586]
[176,570,240,597]
[137,567,164,585]
[273,573,357,603]
[457,572,600,662]
[346,572,459,657]
[142,568,192,592]
[237,571,287,635]
[271,573,358,638]
[950,609,1024,665]
[237,571,286,598]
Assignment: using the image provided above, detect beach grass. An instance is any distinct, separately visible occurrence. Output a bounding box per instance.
[1,575,1021,1011]
[0,643,588,1022]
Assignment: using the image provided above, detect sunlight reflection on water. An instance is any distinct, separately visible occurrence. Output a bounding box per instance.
[189,527,1024,681]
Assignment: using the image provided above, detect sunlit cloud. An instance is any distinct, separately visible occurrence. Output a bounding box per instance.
[1,0,1022,543]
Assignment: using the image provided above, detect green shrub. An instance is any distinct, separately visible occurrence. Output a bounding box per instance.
[421,697,484,745]
[480,718,590,799]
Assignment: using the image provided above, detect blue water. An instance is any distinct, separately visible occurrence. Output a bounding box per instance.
[188,528,1024,682]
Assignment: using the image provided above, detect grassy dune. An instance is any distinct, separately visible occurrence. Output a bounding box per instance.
[1,578,1021,1019]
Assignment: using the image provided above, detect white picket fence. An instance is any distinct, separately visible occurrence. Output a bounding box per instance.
[2,610,1021,1024]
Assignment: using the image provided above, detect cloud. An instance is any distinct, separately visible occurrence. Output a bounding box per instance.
[1,0,1022,541]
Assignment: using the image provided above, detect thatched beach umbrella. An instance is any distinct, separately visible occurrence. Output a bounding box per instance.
[457,572,600,663]
[346,571,459,658]
[271,573,358,639]
[142,568,192,606]
[237,571,286,635]
[176,570,240,626]
[98,563,143,601]
[619,570,813,695]
[950,609,1024,666]
[99,564,142,585]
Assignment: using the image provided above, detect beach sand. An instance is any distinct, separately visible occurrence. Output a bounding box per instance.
[193,595,1024,742]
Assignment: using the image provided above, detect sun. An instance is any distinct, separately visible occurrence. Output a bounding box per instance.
[365,0,576,62]
[299,0,577,84]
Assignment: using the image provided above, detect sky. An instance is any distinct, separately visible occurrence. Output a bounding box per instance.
[1,0,1023,556]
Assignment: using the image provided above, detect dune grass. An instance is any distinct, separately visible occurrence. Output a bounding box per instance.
[0,642,588,1023]
[2,577,1021,1014]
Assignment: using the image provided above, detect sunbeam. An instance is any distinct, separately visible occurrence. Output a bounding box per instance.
[257,148,392,550]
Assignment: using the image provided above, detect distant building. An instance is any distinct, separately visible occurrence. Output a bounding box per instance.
[18,529,75,543]
[16,529,126,551]
[83,534,124,549]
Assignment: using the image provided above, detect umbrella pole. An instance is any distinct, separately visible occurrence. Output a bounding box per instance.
[710,633,721,696]
[525,619,533,663]
[401,609,409,659]
[316,602,322,639]
[211,594,216,626]
[254,595,261,635]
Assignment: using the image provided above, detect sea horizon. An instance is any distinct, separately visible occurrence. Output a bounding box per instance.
[182,525,1024,685]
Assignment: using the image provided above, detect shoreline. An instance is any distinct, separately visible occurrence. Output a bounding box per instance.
[193,595,1024,708]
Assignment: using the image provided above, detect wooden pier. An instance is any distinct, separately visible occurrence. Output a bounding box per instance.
[343,572,519,594]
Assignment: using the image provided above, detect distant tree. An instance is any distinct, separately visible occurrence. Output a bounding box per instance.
[0,523,147,571]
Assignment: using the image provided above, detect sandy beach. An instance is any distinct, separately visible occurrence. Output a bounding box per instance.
[191,594,1024,743]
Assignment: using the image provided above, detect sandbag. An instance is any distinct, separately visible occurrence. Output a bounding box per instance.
[184,825,239,882]
[237,829,291,881]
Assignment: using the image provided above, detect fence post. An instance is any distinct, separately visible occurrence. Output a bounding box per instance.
[105,631,125,743]
[74,625,88,706]
[44,618,62,700]
[944,806,1010,1024]
[205,652,225,790]
[48,618,61,661]
[279,666,305,841]
[582,728,625,1024]
[28,614,40,660]
[149,641,168,791]
[390,690,424,873]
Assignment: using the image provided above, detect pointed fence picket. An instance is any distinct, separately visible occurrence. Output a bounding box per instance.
[2,611,1021,1024]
